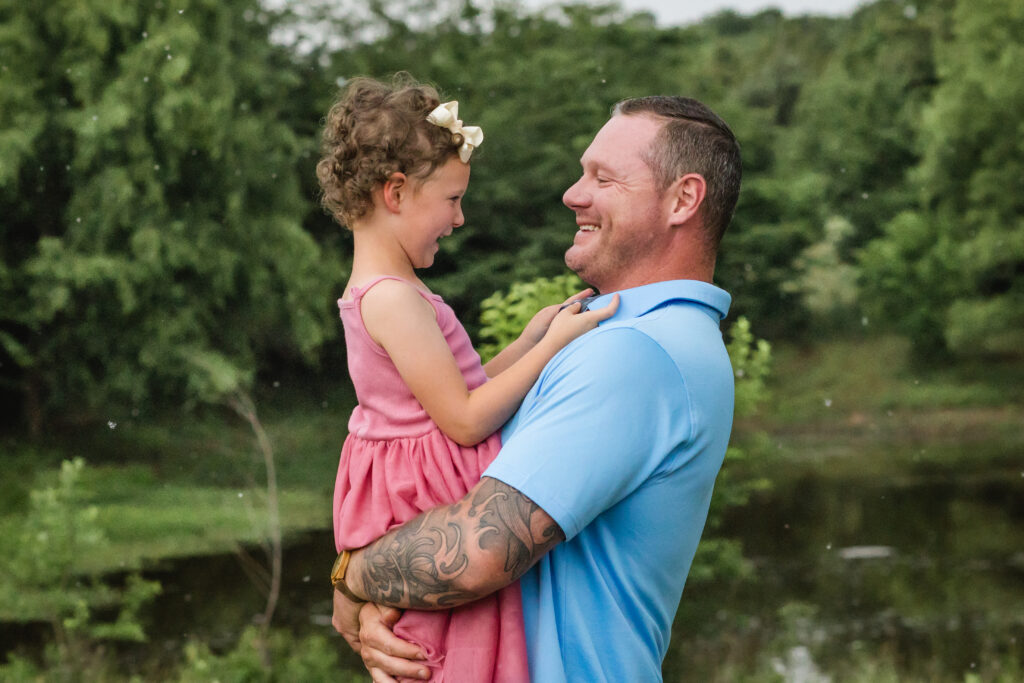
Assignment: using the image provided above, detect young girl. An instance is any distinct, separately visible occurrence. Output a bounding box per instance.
[317,76,617,682]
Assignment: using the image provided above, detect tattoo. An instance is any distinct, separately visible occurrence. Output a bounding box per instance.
[357,478,564,609]
[469,480,561,576]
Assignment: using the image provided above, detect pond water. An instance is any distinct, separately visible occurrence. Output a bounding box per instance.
[667,463,1024,680]
[4,463,1023,680]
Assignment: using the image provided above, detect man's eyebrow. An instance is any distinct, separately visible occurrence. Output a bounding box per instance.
[581,158,615,175]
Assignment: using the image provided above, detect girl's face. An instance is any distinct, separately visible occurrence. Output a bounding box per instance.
[399,157,470,269]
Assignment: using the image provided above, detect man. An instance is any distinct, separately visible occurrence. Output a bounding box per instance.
[334,95,741,681]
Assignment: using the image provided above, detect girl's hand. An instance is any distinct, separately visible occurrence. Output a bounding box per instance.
[541,293,620,350]
[520,288,594,346]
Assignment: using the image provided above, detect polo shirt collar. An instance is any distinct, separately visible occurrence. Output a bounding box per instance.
[587,279,731,323]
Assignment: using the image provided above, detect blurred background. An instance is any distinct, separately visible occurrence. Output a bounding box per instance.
[1,0,1021,680]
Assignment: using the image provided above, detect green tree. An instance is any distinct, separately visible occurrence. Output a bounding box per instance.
[661,11,844,337]
[0,0,338,433]
[782,0,938,244]
[859,0,1024,356]
[756,1,940,334]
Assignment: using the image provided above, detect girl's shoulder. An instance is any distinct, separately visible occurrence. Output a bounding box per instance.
[347,276,444,346]
[342,275,440,307]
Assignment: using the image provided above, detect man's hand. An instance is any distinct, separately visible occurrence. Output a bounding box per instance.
[358,603,430,682]
[334,591,429,681]
[332,587,365,654]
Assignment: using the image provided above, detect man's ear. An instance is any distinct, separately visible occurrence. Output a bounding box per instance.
[666,173,706,228]
[380,172,408,214]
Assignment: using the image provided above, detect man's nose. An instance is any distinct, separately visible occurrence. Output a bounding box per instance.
[563,178,589,209]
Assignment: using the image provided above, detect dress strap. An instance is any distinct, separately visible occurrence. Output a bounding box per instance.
[341,276,438,306]
[338,275,445,357]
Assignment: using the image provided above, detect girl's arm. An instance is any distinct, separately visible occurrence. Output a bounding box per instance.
[360,279,618,447]
[482,288,594,378]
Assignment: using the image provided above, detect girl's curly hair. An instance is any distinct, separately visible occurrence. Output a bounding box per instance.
[316,75,464,227]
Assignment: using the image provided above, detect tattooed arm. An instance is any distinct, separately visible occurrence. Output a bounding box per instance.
[344,476,564,608]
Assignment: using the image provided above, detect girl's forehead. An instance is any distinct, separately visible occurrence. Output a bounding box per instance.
[424,157,471,185]
[409,158,470,197]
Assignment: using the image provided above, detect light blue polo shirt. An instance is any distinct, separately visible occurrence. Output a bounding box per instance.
[484,279,734,682]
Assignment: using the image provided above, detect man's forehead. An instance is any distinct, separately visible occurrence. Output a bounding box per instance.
[580,114,660,168]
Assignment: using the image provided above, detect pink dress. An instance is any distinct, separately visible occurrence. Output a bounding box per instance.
[333,276,529,683]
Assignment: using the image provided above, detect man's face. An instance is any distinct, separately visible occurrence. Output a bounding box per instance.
[562,114,669,292]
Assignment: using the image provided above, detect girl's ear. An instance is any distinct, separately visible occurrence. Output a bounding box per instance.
[381,172,408,214]
[666,173,707,228]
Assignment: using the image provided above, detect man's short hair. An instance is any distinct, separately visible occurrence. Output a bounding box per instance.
[613,96,741,249]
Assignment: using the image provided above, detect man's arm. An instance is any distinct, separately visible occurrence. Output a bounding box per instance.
[344,476,564,608]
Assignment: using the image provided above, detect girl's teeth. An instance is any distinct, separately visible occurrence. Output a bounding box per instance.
[580,225,599,232]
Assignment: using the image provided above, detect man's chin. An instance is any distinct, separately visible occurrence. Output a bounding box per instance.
[564,248,593,284]
[564,247,582,274]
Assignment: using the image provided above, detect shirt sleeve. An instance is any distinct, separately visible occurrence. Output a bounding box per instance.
[484,326,693,540]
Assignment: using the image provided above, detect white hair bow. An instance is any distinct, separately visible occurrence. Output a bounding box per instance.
[427,101,483,163]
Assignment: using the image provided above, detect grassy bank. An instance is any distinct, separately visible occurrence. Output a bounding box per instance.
[0,382,353,601]
[739,334,1024,478]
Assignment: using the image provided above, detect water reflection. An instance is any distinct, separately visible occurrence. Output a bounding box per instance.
[134,530,360,672]
[668,466,1024,679]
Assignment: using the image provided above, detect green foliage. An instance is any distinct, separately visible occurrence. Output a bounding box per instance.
[684,536,752,584]
[0,625,362,682]
[859,0,1024,357]
[858,210,961,356]
[692,316,773,582]
[782,0,933,238]
[0,458,161,671]
[726,316,773,418]
[3,0,1018,433]
[0,653,44,682]
[175,626,363,683]
[185,349,252,408]
[0,0,340,430]
[715,0,939,339]
[477,273,584,361]
[781,216,860,328]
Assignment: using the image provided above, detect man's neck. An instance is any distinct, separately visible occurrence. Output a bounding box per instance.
[596,262,715,294]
